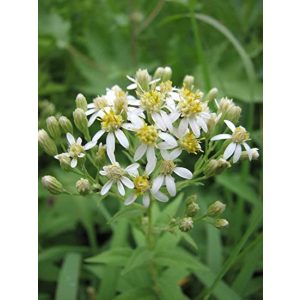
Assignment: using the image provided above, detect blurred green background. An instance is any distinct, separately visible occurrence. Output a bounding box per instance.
[38,0,262,299]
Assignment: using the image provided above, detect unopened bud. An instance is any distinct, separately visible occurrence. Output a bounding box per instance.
[136,69,151,92]
[39,100,55,116]
[76,93,87,111]
[46,116,61,140]
[130,11,144,23]
[205,158,231,177]
[217,97,241,123]
[186,201,200,217]
[59,116,73,134]
[76,178,91,195]
[240,148,260,161]
[95,143,106,165]
[162,66,172,81]
[179,217,194,232]
[73,108,89,137]
[42,175,64,194]
[207,201,226,217]
[55,153,71,170]
[207,113,221,132]
[183,75,194,90]
[153,67,165,80]
[38,129,58,156]
[214,219,229,229]
[205,87,218,103]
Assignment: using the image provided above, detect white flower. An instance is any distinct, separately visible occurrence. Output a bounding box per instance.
[151,160,193,196]
[55,133,96,168]
[99,162,139,196]
[211,120,253,163]
[133,123,178,174]
[124,175,169,208]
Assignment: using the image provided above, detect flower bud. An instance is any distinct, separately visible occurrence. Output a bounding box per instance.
[39,100,55,116]
[38,129,58,156]
[214,219,229,229]
[46,116,61,140]
[55,153,71,170]
[179,217,194,232]
[136,69,151,92]
[205,87,218,103]
[75,93,87,111]
[95,143,106,165]
[205,158,231,177]
[183,75,194,90]
[42,175,63,194]
[73,108,89,137]
[76,178,91,195]
[207,113,221,132]
[240,148,260,161]
[130,11,144,23]
[207,201,226,217]
[162,66,172,81]
[217,97,241,123]
[186,201,200,217]
[153,67,165,80]
[59,116,73,134]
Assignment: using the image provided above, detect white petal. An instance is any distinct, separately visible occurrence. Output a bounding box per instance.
[84,140,97,150]
[151,175,164,193]
[159,132,177,147]
[92,129,105,142]
[143,192,151,208]
[134,143,147,161]
[165,175,176,196]
[233,144,242,163]
[120,176,134,188]
[77,137,82,145]
[106,132,116,163]
[99,170,107,176]
[157,142,174,150]
[121,123,135,131]
[152,112,166,131]
[224,120,236,132]
[178,118,189,136]
[211,134,232,141]
[153,191,169,202]
[117,181,125,196]
[88,111,101,127]
[87,103,95,109]
[100,179,114,195]
[66,133,75,145]
[85,108,97,116]
[146,146,157,175]
[169,148,182,160]
[189,118,200,137]
[197,117,208,133]
[78,153,85,158]
[173,167,193,179]
[160,149,171,160]
[115,129,129,149]
[160,110,174,132]
[243,142,253,161]
[127,83,137,90]
[224,142,237,160]
[70,158,77,168]
[125,163,139,176]
[124,193,137,205]
[169,111,181,122]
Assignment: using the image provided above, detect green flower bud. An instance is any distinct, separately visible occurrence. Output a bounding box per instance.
[183,75,194,90]
[95,143,106,165]
[214,219,229,229]
[162,66,172,81]
[186,201,200,217]
[240,148,260,161]
[59,116,73,134]
[207,201,226,217]
[217,97,241,123]
[136,69,151,92]
[73,108,89,138]
[46,116,61,140]
[75,93,87,111]
[130,11,144,23]
[205,158,231,177]
[153,67,165,80]
[38,129,58,156]
[39,100,55,116]
[205,87,218,103]
[55,153,71,170]
[76,178,91,195]
[179,217,194,232]
[42,175,63,195]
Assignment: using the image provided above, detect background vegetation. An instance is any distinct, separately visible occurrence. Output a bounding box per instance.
[38,0,262,299]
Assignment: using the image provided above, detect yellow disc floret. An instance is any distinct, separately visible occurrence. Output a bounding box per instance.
[101,110,123,132]
[69,143,85,158]
[137,124,158,145]
[103,164,125,180]
[140,90,164,112]
[114,90,128,114]
[134,175,150,195]
[178,88,204,118]
[159,80,173,93]
[231,126,249,143]
[93,96,108,110]
[161,160,176,175]
[179,132,202,154]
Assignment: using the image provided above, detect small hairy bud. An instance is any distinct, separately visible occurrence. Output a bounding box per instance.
[95,143,107,165]
[207,113,220,132]
[59,116,73,134]
[205,158,231,177]
[207,201,226,217]
[240,148,260,161]
[162,66,172,81]
[179,217,194,232]
[218,97,241,123]
[76,178,91,195]
[76,93,87,111]
[183,75,194,90]
[205,87,218,103]
[186,201,200,217]
[38,129,58,156]
[42,175,63,195]
[46,116,61,140]
[130,11,144,23]
[214,219,229,229]
[55,153,71,170]
[73,108,89,136]
[136,69,151,92]
[39,100,55,116]
[153,67,165,80]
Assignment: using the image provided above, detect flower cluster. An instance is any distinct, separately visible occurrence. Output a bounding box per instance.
[39,67,259,208]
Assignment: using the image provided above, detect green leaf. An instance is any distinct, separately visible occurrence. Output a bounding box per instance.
[206,225,222,273]
[55,253,81,300]
[180,232,198,250]
[85,247,132,266]
[157,275,189,300]
[108,204,145,224]
[112,288,156,300]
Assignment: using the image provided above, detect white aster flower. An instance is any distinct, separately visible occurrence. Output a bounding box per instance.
[55,133,96,168]
[124,174,169,208]
[100,162,139,196]
[133,123,178,174]
[152,160,193,196]
[211,120,253,163]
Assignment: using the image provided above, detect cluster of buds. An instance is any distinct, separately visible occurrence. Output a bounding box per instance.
[206,200,229,229]
[178,195,200,232]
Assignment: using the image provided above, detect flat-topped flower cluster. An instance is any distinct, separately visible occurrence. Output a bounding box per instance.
[39,67,259,208]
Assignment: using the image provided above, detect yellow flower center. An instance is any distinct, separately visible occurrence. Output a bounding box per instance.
[231,127,249,143]
[101,110,123,132]
[134,175,150,195]
[104,164,125,180]
[137,124,158,145]
[114,90,128,114]
[160,160,176,175]
[140,90,164,112]
[159,80,173,93]
[178,88,204,117]
[69,143,84,157]
[93,96,108,110]
[179,132,201,154]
